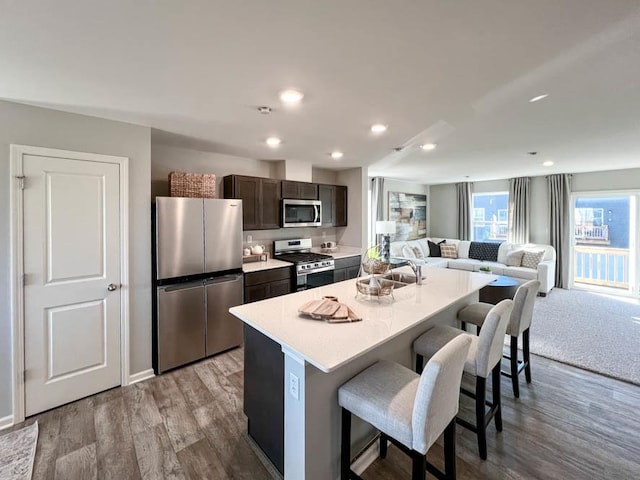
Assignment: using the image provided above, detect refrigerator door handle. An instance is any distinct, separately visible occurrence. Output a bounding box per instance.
[204,274,243,286]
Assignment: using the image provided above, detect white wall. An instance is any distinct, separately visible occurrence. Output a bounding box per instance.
[429,168,640,243]
[0,100,151,419]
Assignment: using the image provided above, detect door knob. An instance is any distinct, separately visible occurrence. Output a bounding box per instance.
[107,283,118,292]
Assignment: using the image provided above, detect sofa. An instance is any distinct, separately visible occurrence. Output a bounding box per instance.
[389,237,556,295]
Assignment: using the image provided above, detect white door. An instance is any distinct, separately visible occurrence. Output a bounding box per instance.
[22,152,122,416]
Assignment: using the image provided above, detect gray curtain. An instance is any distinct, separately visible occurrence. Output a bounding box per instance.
[547,174,572,288]
[508,177,531,244]
[370,177,385,246]
[456,182,472,240]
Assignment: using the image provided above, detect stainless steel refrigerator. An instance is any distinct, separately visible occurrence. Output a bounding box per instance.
[153,197,244,373]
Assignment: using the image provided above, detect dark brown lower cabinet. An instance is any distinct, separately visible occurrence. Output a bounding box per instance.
[244,267,292,303]
[333,255,361,283]
[244,325,284,474]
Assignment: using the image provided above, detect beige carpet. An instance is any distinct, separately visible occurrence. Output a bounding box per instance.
[530,288,640,385]
[0,421,38,480]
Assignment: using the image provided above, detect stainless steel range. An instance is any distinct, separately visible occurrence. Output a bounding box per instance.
[274,238,335,290]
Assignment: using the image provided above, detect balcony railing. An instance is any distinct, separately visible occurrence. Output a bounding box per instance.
[472,221,508,241]
[575,224,609,243]
[573,246,629,289]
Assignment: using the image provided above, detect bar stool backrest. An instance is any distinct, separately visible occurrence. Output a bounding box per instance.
[475,299,513,378]
[412,335,472,454]
[508,280,540,337]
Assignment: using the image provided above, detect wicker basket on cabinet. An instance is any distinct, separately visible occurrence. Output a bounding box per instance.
[169,171,216,198]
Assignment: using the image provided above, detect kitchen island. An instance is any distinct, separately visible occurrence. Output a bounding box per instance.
[230,267,496,480]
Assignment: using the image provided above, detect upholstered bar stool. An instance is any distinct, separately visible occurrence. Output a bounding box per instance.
[338,336,472,480]
[413,300,513,460]
[457,279,539,398]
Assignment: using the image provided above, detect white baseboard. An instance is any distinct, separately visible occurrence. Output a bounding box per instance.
[128,369,155,385]
[0,414,15,430]
[351,439,380,476]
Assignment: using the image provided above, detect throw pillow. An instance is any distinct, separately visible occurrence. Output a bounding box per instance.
[521,250,545,269]
[428,239,446,257]
[401,245,417,259]
[440,243,458,259]
[411,246,425,259]
[505,249,524,267]
[469,241,501,262]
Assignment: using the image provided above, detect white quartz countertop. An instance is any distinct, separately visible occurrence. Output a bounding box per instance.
[230,268,496,373]
[310,245,362,259]
[242,258,293,273]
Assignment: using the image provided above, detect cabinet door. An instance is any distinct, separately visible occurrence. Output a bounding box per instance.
[232,176,261,230]
[346,265,360,279]
[300,182,318,200]
[245,283,269,303]
[318,184,334,226]
[281,180,300,199]
[260,179,281,229]
[333,268,346,283]
[268,278,291,298]
[334,185,348,226]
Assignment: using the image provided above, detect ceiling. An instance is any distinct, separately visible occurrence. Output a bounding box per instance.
[2,0,640,184]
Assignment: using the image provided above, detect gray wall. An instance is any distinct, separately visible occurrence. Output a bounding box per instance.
[382,179,430,236]
[0,100,152,419]
[151,144,364,250]
[151,143,274,198]
[429,168,640,242]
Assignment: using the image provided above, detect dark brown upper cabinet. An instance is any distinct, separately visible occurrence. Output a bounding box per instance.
[223,175,281,230]
[318,184,347,227]
[281,180,318,200]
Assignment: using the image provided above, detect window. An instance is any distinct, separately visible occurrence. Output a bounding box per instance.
[471,192,509,242]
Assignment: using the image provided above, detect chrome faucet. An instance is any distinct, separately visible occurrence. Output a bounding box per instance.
[406,260,423,285]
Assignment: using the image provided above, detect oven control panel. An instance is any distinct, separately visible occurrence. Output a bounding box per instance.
[296,260,335,275]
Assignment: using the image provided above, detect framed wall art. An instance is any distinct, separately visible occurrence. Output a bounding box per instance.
[388,192,427,240]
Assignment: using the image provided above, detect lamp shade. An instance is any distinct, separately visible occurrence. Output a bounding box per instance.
[375,221,396,235]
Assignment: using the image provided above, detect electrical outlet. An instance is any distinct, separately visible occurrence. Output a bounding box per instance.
[289,372,299,400]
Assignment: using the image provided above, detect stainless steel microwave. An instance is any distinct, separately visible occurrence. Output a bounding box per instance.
[282,199,322,227]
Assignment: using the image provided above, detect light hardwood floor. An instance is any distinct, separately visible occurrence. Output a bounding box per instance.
[6,348,640,479]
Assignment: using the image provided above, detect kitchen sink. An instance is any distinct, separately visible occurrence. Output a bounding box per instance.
[382,272,418,285]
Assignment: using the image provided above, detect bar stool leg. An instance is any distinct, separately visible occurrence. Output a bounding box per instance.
[341,408,351,480]
[523,328,532,383]
[410,450,426,480]
[475,376,487,460]
[415,354,424,374]
[510,335,520,398]
[443,419,457,480]
[379,433,388,459]
[492,363,503,432]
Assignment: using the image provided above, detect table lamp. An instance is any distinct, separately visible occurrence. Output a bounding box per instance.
[375,221,396,264]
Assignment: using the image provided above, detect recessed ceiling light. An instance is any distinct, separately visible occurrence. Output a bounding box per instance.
[420,143,437,151]
[371,124,387,133]
[265,137,282,147]
[279,89,304,104]
[331,151,344,159]
[529,94,549,103]
[543,160,554,167]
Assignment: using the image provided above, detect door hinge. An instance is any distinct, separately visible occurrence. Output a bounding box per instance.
[15,175,25,190]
